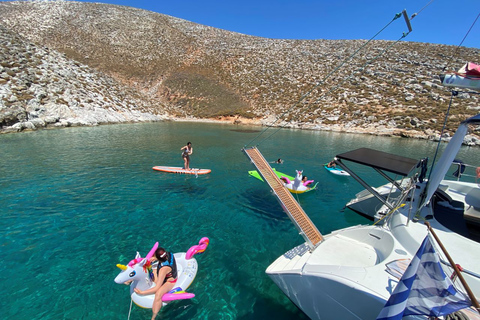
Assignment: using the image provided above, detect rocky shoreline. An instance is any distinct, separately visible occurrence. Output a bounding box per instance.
[3,104,480,146]
[163,115,480,146]
[1,2,479,146]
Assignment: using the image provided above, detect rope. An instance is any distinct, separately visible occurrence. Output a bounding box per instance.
[445,311,469,320]
[373,203,406,226]
[244,12,405,148]
[127,298,133,320]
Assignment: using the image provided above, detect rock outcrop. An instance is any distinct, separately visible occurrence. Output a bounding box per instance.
[0,24,169,132]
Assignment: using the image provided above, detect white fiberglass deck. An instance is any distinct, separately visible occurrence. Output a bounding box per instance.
[310,234,379,267]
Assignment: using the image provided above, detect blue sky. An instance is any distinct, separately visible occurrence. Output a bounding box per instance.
[4,0,480,48]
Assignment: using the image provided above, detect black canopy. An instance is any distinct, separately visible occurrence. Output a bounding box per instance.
[336,147,419,176]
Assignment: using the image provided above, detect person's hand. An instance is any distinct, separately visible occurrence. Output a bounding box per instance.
[134,288,143,295]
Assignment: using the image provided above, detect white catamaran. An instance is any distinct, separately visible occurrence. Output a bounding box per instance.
[244,114,480,319]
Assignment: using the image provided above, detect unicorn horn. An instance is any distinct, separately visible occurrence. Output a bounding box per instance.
[116,264,128,271]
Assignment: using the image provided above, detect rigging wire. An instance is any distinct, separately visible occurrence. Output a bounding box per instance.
[427,12,480,189]
[443,12,480,72]
[258,32,411,145]
[244,12,406,148]
[426,90,457,184]
[409,0,435,20]
[244,1,477,150]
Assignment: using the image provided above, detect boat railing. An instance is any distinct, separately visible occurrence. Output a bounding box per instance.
[337,156,424,215]
[378,177,418,225]
[451,161,480,182]
[441,258,480,280]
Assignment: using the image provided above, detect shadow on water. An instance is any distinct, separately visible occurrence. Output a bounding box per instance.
[157,182,208,197]
[240,187,290,221]
[236,297,309,320]
[344,207,374,226]
[234,264,309,320]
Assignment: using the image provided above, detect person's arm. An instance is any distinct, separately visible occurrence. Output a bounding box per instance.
[134,266,171,295]
[189,147,193,155]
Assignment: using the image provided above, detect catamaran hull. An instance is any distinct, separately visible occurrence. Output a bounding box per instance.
[440,73,480,90]
[346,184,400,220]
[346,180,480,224]
[267,272,386,320]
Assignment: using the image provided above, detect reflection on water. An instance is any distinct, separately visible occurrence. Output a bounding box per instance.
[230,129,262,133]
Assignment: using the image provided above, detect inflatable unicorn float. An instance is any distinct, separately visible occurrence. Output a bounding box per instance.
[114,237,209,308]
[280,170,317,194]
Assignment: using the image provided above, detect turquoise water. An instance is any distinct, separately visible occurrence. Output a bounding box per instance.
[1,122,479,320]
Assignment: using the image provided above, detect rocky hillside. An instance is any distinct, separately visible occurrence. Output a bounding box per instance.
[0,0,479,143]
[0,23,169,132]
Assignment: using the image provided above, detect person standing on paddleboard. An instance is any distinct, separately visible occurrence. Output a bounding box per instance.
[181,142,193,170]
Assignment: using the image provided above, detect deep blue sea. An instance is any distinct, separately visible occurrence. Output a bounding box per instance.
[1,121,479,320]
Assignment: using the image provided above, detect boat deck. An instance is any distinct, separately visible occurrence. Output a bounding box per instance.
[243,146,323,248]
[310,234,378,266]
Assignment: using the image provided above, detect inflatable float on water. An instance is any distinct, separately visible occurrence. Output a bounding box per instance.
[249,169,317,194]
[280,170,316,194]
[114,237,209,308]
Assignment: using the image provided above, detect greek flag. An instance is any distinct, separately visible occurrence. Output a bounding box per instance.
[377,235,471,320]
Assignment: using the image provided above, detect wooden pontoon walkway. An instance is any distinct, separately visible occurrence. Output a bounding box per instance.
[243,146,323,249]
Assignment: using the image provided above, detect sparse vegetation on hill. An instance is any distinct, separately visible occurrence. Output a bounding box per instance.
[0,0,479,143]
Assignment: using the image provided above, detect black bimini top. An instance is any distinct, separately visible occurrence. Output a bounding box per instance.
[336,147,419,176]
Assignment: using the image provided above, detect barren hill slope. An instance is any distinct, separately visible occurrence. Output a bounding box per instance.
[1,0,479,140]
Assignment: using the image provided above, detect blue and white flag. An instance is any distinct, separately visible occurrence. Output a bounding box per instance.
[377,235,471,320]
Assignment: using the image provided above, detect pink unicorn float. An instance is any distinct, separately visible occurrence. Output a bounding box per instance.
[114,237,209,309]
[280,170,317,194]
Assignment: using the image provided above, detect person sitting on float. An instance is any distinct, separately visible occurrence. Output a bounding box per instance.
[302,176,313,186]
[134,247,178,320]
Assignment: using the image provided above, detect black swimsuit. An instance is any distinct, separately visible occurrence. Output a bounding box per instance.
[157,253,178,282]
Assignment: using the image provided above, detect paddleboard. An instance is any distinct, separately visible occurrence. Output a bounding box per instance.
[324,164,350,176]
[153,166,211,175]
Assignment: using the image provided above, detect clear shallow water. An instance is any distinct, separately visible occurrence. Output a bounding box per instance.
[1,122,479,320]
